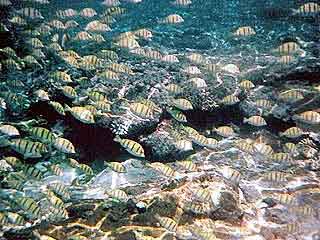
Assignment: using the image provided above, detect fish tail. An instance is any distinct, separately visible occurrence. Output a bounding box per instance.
[113,135,121,142]
[0,136,11,147]
[64,104,71,112]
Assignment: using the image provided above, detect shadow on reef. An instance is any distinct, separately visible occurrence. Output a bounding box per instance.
[27,100,120,165]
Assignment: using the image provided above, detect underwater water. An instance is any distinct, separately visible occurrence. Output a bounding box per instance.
[0,0,320,239]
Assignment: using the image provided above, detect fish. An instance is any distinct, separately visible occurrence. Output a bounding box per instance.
[155,214,178,232]
[176,160,197,172]
[6,212,26,226]
[214,126,236,138]
[167,108,187,122]
[188,186,212,202]
[77,163,94,175]
[159,14,184,24]
[114,136,145,158]
[61,86,78,99]
[56,8,78,18]
[74,31,92,41]
[27,127,56,144]
[293,111,320,124]
[221,95,240,105]
[50,71,72,83]
[3,156,23,169]
[47,190,65,209]
[239,80,255,90]
[85,20,111,32]
[254,142,274,156]
[80,8,97,18]
[49,101,66,115]
[233,26,256,37]
[148,162,178,177]
[10,139,47,159]
[9,16,27,26]
[49,164,63,176]
[280,127,304,138]
[172,98,193,110]
[15,197,42,219]
[261,171,289,183]
[243,116,267,127]
[279,55,295,64]
[107,189,128,202]
[16,7,44,19]
[161,54,180,63]
[190,133,208,147]
[64,105,95,124]
[54,137,76,154]
[172,0,192,7]
[0,124,20,137]
[48,182,70,201]
[274,41,301,55]
[295,2,320,16]
[23,164,44,180]
[272,193,296,206]
[105,161,127,173]
[278,89,304,103]
[0,0,11,6]
[134,28,153,40]
[114,36,140,49]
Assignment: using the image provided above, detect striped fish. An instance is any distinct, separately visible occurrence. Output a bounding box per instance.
[296,2,320,16]
[23,165,44,180]
[114,36,140,49]
[168,108,187,123]
[47,190,65,209]
[107,189,128,202]
[159,14,184,24]
[148,162,177,178]
[49,101,65,115]
[172,98,193,111]
[48,182,70,201]
[16,7,43,19]
[155,214,178,232]
[10,139,47,159]
[114,136,145,158]
[56,8,78,18]
[9,16,27,26]
[78,163,93,175]
[162,54,180,63]
[85,20,111,32]
[28,127,56,144]
[275,42,300,55]
[54,137,75,154]
[79,8,97,18]
[15,197,41,219]
[234,26,256,37]
[65,105,95,124]
[74,31,92,41]
[293,111,320,124]
[129,102,154,119]
[105,161,127,173]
